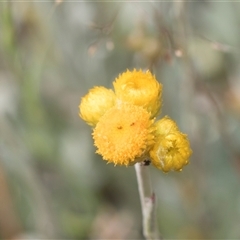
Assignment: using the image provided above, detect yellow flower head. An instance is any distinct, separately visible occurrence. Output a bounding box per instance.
[93,103,155,166]
[79,86,116,126]
[113,69,162,118]
[150,117,192,172]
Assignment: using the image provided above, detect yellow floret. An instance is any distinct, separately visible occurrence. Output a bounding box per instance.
[113,69,162,118]
[93,103,155,166]
[79,86,116,126]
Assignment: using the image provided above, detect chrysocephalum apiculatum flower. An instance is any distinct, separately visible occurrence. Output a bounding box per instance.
[93,102,155,166]
[150,116,192,172]
[113,69,162,118]
[79,69,192,171]
[79,86,115,126]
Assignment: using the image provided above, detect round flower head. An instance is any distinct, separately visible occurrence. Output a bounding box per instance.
[150,131,192,172]
[150,117,192,172]
[93,103,155,166]
[79,86,116,126]
[113,69,162,118]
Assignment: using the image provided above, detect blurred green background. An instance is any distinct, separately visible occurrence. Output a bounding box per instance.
[0,1,240,239]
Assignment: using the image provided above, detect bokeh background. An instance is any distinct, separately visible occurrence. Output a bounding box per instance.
[1,1,240,239]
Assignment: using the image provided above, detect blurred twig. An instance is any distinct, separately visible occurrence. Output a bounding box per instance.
[87,7,120,57]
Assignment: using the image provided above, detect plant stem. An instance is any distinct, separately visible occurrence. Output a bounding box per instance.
[135,162,161,240]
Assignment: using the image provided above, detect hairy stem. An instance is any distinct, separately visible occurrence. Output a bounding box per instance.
[135,162,161,240]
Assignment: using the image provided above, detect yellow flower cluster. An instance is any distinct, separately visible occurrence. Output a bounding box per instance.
[79,69,192,172]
